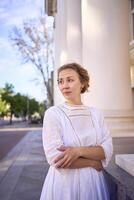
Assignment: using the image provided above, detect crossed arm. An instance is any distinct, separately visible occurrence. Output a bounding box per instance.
[54,145,105,171]
[43,108,113,172]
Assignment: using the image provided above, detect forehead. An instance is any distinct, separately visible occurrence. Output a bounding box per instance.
[58,69,79,78]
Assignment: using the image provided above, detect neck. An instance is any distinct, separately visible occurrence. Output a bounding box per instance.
[65,99,83,105]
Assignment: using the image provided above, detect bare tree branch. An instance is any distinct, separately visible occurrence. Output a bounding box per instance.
[10,16,54,106]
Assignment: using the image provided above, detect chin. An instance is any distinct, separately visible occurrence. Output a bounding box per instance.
[63,95,70,99]
[65,97,74,102]
[64,97,71,101]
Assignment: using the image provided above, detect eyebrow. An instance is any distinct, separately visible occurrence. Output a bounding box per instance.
[58,76,74,80]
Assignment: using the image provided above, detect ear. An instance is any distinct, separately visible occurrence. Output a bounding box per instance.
[81,83,84,89]
[80,84,84,92]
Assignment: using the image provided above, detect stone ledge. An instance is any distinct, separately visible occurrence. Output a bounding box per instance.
[115,154,134,177]
[104,164,134,200]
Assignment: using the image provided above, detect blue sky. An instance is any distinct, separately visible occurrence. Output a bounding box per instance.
[0,0,51,102]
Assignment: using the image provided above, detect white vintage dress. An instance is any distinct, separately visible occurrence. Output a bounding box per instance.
[40,103,113,200]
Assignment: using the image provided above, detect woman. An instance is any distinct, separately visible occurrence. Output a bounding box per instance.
[40,63,113,200]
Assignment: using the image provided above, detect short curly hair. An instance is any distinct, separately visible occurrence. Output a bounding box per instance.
[57,63,90,93]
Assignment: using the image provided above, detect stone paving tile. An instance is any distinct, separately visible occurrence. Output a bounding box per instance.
[0,130,49,200]
[10,175,44,200]
[22,165,48,182]
[0,139,31,200]
[0,132,32,182]
[30,148,45,156]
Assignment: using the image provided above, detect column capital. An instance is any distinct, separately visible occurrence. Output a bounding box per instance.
[45,0,57,16]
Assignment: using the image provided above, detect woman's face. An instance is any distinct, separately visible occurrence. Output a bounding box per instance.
[58,69,84,103]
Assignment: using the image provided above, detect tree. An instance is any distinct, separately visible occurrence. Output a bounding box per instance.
[10,16,54,107]
[1,83,15,124]
[12,93,28,120]
[38,102,47,123]
[0,83,42,124]
[0,88,8,117]
[1,83,14,98]
[29,98,39,116]
[0,98,7,117]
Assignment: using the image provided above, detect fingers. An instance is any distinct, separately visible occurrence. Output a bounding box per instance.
[55,155,72,168]
[54,153,64,163]
[95,163,103,171]
[92,160,103,171]
[55,156,67,168]
[57,145,67,151]
[55,146,78,168]
[60,157,70,168]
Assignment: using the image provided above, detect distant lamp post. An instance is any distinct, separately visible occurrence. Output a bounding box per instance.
[27,96,30,121]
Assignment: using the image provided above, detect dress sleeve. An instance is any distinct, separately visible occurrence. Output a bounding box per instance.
[42,108,64,166]
[99,110,113,168]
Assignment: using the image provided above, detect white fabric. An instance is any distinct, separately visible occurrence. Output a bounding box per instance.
[40,103,113,200]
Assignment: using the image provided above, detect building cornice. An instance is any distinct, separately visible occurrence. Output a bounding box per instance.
[45,0,57,16]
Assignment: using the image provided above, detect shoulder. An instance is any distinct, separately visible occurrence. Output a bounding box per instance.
[43,106,62,126]
[89,106,102,114]
[45,105,58,113]
[89,106,104,120]
[44,105,63,118]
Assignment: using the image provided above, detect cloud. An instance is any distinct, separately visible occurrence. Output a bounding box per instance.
[0,0,10,8]
[0,60,12,72]
[18,63,36,77]
[0,37,21,66]
[0,7,10,18]
[0,37,11,49]
[0,0,47,102]
[0,0,44,27]
[17,81,46,101]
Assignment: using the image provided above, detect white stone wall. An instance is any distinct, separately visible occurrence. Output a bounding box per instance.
[54,0,133,110]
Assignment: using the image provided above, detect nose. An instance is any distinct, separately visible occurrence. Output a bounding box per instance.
[61,81,69,89]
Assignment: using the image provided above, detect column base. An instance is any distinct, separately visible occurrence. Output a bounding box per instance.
[103,109,134,137]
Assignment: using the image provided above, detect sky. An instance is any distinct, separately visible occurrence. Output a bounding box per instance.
[0,0,52,102]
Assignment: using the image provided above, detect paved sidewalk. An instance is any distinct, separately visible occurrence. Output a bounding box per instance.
[0,130,49,200]
[0,121,42,132]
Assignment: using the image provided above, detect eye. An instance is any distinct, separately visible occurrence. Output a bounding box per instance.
[67,78,74,82]
[57,79,63,85]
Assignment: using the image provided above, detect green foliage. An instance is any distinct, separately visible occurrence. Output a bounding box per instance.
[28,98,39,115]
[0,98,8,116]
[1,83,14,104]
[38,102,47,123]
[39,102,46,115]
[12,93,27,118]
[0,83,45,123]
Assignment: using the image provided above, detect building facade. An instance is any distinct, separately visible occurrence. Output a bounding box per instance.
[46,0,134,112]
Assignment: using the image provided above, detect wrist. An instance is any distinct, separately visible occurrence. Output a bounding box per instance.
[77,147,83,157]
[90,160,96,168]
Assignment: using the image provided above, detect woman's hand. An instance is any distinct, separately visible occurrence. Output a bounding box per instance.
[54,146,80,168]
[54,146,103,171]
[67,158,103,171]
[91,160,103,171]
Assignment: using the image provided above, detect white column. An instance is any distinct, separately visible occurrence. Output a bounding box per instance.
[54,0,133,110]
[54,0,67,104]
[54,0,82,104]
[82,0,133,110]
[66,0,82,63]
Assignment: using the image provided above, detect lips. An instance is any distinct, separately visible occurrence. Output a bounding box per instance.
[63,91,72,95]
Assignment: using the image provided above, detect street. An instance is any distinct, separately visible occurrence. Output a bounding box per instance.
[0,130,28,160]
